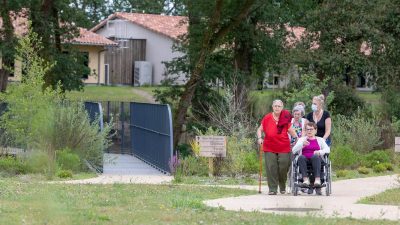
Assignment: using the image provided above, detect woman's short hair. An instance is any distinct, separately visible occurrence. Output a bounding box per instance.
[294,101,305,108]
[292,105,305,116]
[272,99,284,106]
[306,122,317,130]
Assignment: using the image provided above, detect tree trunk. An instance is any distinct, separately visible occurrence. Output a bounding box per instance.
[0,0,15,92]
[41,0,61,51]
[0,69,9,92]
[172,0,256,148]
[172,52,207,147]
[233,24,253,106]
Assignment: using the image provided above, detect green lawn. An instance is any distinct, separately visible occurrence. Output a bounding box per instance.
[0,177,398,225]
[357,91,381,105]
[66,85,148,102]
[332,168,400,181]
[358,188,400,206]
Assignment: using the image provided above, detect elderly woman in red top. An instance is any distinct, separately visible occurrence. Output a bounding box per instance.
[257,100,298,195]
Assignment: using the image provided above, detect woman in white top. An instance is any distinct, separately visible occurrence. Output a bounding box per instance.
[292,122,330,195]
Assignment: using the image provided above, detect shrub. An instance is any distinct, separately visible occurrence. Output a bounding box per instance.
[26,151,54,174]
[330,145,359,169]
[357,166,370,175]
[168,154,180,175]
[336,170,349,178]
[382,86,400,122]
[56,148,81,172]
[221,136,254,176]
[0,29,112,174]
[248,91,275,120]
[177,156,208,177]
[195,86,254,139]
[176,143,192,158]
[51,102,111,169]
[329,84,365,116]
[333,111,382,153]
[57,170,73,178]
[361,150,391,168]
[242,151,259,174]
[373,164,386,173]
[279,72,334,112]
[0,156,28,176]
[380,162,394,171]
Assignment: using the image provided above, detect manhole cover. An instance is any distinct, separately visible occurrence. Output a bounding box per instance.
[262,208,321,212]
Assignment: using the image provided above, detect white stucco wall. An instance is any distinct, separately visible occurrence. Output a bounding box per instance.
[95,19,185,85]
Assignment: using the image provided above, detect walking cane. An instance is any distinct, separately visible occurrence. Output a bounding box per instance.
[258,143,263,194]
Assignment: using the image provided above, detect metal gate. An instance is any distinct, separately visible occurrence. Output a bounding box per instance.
[130,102,173,174]
[94,101,173,173]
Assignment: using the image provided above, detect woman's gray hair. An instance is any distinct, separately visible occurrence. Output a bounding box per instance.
[272,99,284,106]
[292,105,305,116]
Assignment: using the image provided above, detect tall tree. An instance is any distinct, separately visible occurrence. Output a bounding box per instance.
[0,0,23,92]
[28,0,90,91]
[70,0,110,28]
[287,1,377,88]
[172,0,256,147]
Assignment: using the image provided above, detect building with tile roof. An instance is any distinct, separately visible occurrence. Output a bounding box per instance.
[91,12,188,85]
[0,10,117,84]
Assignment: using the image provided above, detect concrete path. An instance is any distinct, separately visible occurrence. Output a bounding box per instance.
[204,175,400,221]
[62,153,173,184]
[132,88,157,103]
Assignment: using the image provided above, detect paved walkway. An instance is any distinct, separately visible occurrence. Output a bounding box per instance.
[132,88,157,103]
[204,175,400,221]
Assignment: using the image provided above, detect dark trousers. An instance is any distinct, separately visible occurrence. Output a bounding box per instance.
[298,154,321,178]
[264,152,291,192]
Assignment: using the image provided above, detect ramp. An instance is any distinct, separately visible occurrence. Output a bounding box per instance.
[103,153,165,175]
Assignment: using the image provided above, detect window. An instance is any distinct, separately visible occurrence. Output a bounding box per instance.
[81,52,90,79]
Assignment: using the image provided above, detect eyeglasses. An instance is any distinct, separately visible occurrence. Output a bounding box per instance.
[306,128,314,131]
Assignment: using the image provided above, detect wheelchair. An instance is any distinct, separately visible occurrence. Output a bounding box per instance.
[288,153,332,196]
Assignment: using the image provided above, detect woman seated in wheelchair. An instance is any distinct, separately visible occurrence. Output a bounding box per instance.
[292,122,330,188]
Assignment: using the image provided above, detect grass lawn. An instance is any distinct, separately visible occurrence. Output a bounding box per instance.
[358,188,400,206]
[174,171,400,187]
[332,168,400,181]
[357,91,381,105]
[66,85,148,102]
[174,176,259,185]
[0,177,397,225]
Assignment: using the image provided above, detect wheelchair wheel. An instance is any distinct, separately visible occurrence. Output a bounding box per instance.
[291,163,298,196]
[328,162,332,194]
[325,160,332,196]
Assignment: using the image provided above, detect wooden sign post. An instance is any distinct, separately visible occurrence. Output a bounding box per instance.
[196,136,227,177]
[395,137,400,153]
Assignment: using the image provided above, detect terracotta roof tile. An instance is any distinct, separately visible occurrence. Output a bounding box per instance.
[91,12,188,40]
[1,9,116,46]
[0,10,29,37]
[70,28,117,46]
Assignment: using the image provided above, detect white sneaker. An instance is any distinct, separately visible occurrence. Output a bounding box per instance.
[302,178,310,187]
[314,178,321,187]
